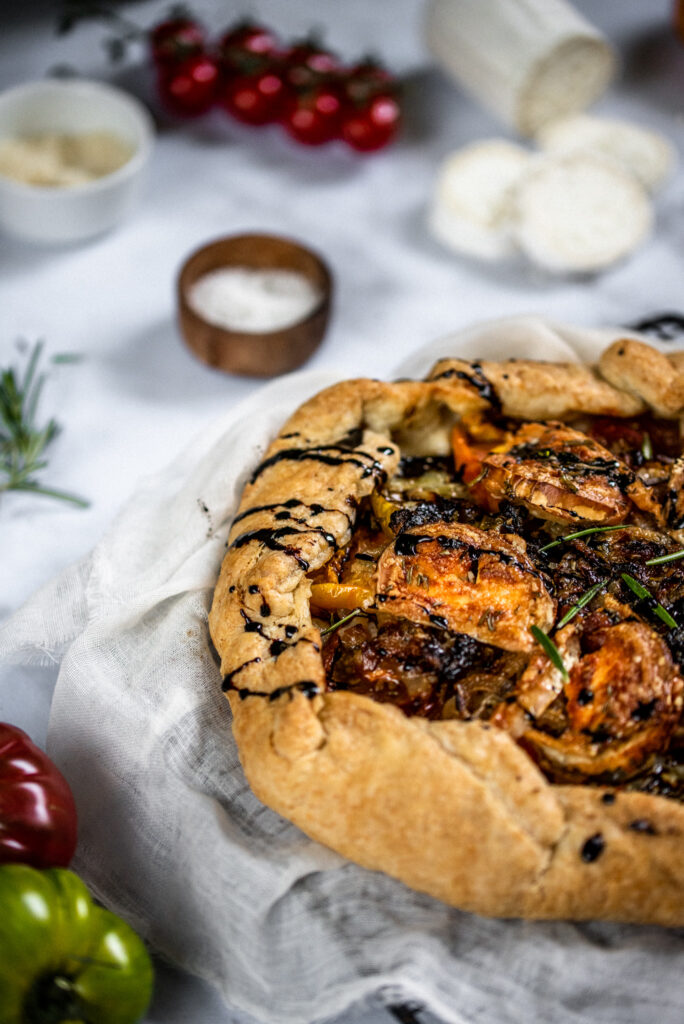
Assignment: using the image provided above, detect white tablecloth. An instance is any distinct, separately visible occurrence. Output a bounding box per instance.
[1,1,683,1021]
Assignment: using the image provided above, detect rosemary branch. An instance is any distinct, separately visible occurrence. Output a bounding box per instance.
[0,342,88,508]
[556,579,607,629]
[319,608,364,637]
[530,626,568,681]
[645,549,684,567]
[540,524,628,552]
[620,573,677,630]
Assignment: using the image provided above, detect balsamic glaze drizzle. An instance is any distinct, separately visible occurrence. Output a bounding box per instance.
[580,833,605,862]
[230,525,336,571]
[393,531,545,583]
[232,498,353,528]
[239,609,320,657]
[221,656,262,691]
[431,361,501,413]
[666,487,684,530]
[628,312,684,342]
[223,678,321,702]
[230,438,394,576]
[250,444,385,485]
[506,443,634,490]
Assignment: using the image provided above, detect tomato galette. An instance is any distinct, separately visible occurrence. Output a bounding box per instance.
[209,337,684,924]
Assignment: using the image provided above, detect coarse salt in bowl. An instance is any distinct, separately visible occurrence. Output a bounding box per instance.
[0,77,155,244]
[187,266,323,334]
[177,234,333,377]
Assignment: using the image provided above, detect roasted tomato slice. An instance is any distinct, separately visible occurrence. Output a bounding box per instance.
[499,621,684,782]
[476,421,633,524]
[375,521,556,652]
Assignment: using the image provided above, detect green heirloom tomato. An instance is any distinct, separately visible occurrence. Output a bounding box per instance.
[0,864,153,1024]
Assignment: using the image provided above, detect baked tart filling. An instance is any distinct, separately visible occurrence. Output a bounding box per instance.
[310,412,684,798]
[209,337,684,924]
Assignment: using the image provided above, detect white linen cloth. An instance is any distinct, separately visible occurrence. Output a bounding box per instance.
[1,316,682,1024]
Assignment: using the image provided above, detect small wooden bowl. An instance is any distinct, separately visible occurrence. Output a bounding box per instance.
[177,234,332,377]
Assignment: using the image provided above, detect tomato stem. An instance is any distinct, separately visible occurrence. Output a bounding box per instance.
[24,973,81,1024]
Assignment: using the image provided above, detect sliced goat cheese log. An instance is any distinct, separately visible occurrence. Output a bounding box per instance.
[424,0,616,136]
[428,140,532,261]
[536,114,677,192]
[512,154,653,273]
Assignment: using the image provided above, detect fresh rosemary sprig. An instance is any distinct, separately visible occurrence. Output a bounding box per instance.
[645,549,684,567]
[319,608,364,638]
[0,341,88,507]
[556,580,608,629]
[530,625,568,680]
[540,524,628,552]
[620,573,677,630]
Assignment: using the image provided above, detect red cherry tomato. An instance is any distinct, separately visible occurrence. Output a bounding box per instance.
[159,54,221,117]
[150,17,205,68]
[282,40,343,91]
[344,59,394,105]
[220,64,288,125]
[0,722,78,868]
[219,21,281,68]
[342,93,401,152]
[283,83,346,146]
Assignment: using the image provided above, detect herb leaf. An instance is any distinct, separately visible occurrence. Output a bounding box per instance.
[319,608,364,638]
[620,573,678,630]
[540,524,627,552]
[0,342,88,508]
[641,433,653,460]
[557,579,607,629]
[530,626,569,680]
[645,549,684,567]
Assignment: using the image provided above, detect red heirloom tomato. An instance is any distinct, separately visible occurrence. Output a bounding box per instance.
[220,62,288,125]
[342,92,401,152]
[0,722,77,868]
[283,82,346,145]
[149,17,206,68]
[159,54,221,117]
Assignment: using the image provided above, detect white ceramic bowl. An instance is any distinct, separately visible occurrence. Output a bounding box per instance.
[0,78,155,244]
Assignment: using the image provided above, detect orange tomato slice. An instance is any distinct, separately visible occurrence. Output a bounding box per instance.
[451,424,490,484]
[310,581,374,612]
[370,490,402,536]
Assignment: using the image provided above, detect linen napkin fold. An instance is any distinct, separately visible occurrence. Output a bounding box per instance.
[1,316,682,1024]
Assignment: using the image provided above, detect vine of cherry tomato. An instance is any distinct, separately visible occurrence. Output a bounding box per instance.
[150,15,401,152]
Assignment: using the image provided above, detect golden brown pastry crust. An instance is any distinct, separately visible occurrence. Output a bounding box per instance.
[209,339,684,926]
